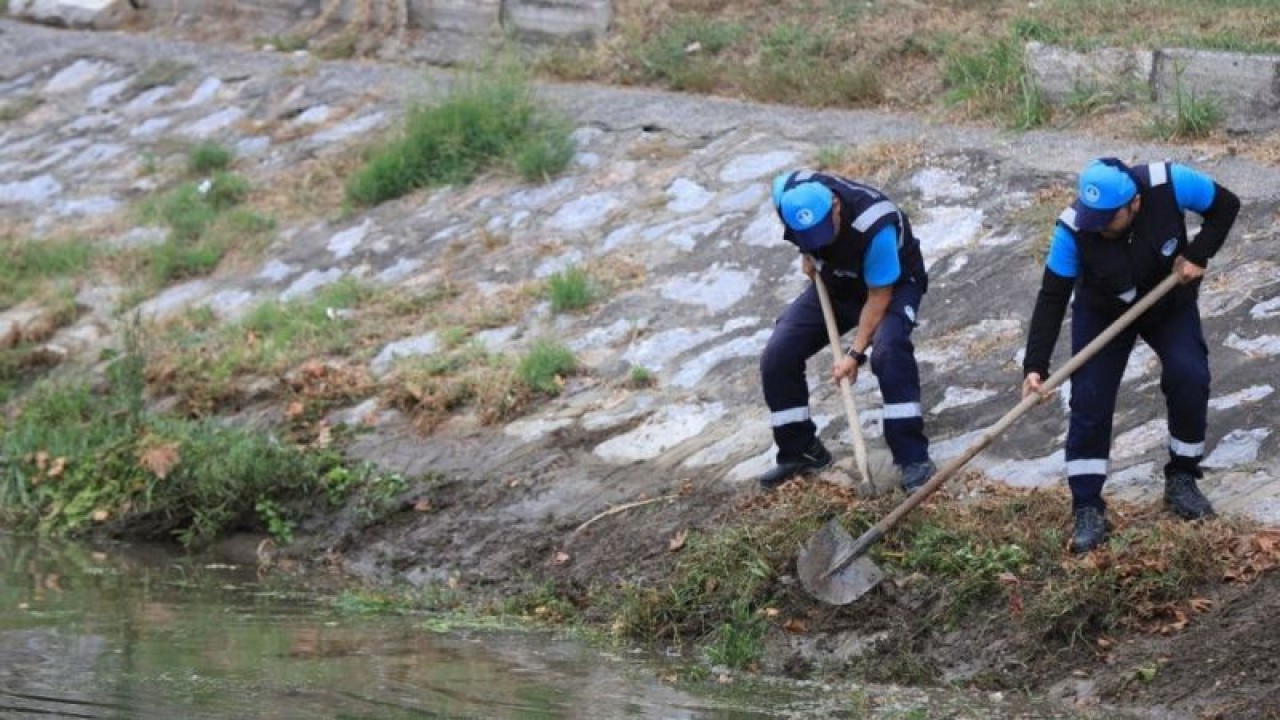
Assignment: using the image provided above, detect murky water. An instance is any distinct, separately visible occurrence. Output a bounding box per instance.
[1,534,1119,719]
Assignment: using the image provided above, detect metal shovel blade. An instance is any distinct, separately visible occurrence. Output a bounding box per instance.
[796,518,885,605]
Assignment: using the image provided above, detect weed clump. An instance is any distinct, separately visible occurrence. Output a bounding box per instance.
[346,68,573,207]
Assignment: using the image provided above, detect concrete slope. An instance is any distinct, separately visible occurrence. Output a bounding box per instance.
[2,20,1278,584]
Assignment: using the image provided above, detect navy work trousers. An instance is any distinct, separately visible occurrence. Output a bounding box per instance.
[1066,296,1210,510]
[760,279,929,467]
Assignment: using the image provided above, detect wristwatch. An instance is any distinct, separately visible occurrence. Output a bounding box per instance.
[848,349,868,367]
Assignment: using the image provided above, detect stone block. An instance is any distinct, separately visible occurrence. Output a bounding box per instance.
[503,0,611,43]
[8,0,131,29]
[1153,48,1280,132]
[1024,41,1152,104]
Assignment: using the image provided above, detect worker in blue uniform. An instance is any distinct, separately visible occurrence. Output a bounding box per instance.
[758,170,935,493]
[1021,157,1240,553]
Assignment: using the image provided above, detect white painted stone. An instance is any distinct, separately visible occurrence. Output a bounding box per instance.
[534,249,585,278]
[108,226,167,250]
[569,126,604,147]
[11,0,126,28]
[572,152,600,168]
[206,289,256,320]
[718,184,766,213]
[181,107,246,139]
[1250,296,1280,320]
[258,259,297,282]
[55,196,120,216]
[546,191,620,232]
[1209,385,1274,411]
[568,318,635,354]
[136,279,214,319]
[43,59,111,93]
[914,206,985,268]
[87,78,129,107]
[123,87,173,114]
[981,449,1065,489]
[473,326,519,351]
[328,220,371,260]
[581,394,658,432]
[280,268,344,301]
[370,332,441,376]
[0,175,62,205]
[377,258,424,284]
[670,329,770,389]
[129,116,173,138]
[312,113,386,144]
[294,105,332,125]
[1113,419,1165,462]
[183,77,223,107]
[684,419,772,469]
[931,386,997,415]
[1121,341,1156,383]
[622,327,719,372]
[1225,332,1280,358]
[719,151,797,184]
[1203,428,1272,469]
[593,402,726,463]
[510,177,577,209]
[658,266,758,314]
[505,417,574,441]
[666,178,714,213]
[910,168,977,201]
[236,136,271,157]
[741,207,783,247]
[65,142,126,170]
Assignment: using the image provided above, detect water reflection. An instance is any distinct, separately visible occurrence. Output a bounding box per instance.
[1,534,779,719]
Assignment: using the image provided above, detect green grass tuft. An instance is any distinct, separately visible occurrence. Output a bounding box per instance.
[517,340,577,395]
[546,266,594,313]
[188,141,234,175]
[345,68,573,206]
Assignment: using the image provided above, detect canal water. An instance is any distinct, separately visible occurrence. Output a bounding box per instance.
[0,533,1118,719]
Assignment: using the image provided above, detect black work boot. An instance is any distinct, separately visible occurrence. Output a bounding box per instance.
[899,459,936,494]
[1164,468,1215,520]
[758,438,833,491]
[1070,506,1110,554]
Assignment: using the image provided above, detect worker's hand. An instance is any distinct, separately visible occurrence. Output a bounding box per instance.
[833,355,858,385]
[802,254,816,278]
[1021,372,1045,401]
[1174,256,1205,284]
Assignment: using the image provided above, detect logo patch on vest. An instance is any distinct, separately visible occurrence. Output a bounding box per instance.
[1161,237,1178,257]
[905,305,916,324]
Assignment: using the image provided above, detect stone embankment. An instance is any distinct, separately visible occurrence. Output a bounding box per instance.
[2,18,1279,589]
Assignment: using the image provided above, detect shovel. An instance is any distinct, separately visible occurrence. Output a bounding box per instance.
[812,270,872,487]
[798,272,1182,605]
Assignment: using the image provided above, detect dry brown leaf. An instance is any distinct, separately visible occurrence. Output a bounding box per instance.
[763,607,781,618]
[1190,596,1214,613]
[668,529,687,552]
[1097,636,1114,649]
[91,509,110,522]
[783,618,808,634]
[138,442,181,479]
[553,551,570,565]
[47,457,66,479]
[285,401,306,419]
[413,498,433,512]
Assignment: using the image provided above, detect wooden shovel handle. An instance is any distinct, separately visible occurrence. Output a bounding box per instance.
[824,272,1183,577]
[812,269,871,486]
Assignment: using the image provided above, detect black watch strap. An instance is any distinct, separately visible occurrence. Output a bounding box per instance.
[849,349,868,367]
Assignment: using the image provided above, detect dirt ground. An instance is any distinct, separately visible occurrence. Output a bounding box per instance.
[289,426,1279,720]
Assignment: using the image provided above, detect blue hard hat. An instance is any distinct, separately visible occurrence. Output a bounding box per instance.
[1072,158,1138,232]
[775,178,835,251]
